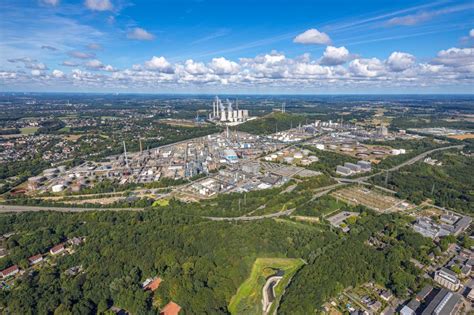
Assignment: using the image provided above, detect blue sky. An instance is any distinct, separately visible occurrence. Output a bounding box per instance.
[0,0,473,93]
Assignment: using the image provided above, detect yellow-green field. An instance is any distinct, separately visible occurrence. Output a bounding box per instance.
[152,199,170,207]
[20,127,39,134]
[228,258,304,315]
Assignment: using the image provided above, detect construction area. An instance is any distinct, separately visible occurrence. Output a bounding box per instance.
[331,186,413,213]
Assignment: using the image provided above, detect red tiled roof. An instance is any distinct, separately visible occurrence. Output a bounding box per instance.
[50,243,64,253]
[28,254,42,263]
[145,277,162,291]
[160,301,181,315]
[1,265,19,276]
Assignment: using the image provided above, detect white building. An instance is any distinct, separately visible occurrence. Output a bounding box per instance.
[434,268,460,291]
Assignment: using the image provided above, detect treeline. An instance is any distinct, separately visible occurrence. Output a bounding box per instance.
[0,203,435,314]
[279,213,430,314]
[390,115,474,130]
[0,208,337,314]
[4,196,155,209]
[0,155,51,194]
[237,112,308,135]
[37,119,66,134]
[370,150,473,213]
[0,128,20,135]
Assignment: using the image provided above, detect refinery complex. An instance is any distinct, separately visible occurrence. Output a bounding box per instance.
[208,96,253,125]
[23,97,419,202]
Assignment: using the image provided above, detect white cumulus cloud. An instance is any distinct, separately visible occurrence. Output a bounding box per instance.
[433,48,474,67]
[144,56,174,73]
[31,69,42,76]
[386,52,416,72]
[52,70,65,78]
[209,57,240,74]
[293,29,331,45]
[320,46,351,65]
[184,59,208,75]
[349,58,384,77]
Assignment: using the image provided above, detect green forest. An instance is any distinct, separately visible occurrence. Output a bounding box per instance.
[0,195,436,314]
[370,149,474,213]
[237,112,308,135]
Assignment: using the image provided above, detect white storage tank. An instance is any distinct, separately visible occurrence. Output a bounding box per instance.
[52,184,65,193]
[293,152,303,159]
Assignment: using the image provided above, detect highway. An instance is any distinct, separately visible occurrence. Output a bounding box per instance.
[0,204,143,213]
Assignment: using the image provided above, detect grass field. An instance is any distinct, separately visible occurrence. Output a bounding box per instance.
[228,258,304,315]
[58,126,71,133]
[20,127,39,134]
[152,199,169,207]
[293,195,343,217]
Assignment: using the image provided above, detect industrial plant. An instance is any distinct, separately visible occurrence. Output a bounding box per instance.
[208,96,252,125]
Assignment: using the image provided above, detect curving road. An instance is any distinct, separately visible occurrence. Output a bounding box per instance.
[205,208,295,221]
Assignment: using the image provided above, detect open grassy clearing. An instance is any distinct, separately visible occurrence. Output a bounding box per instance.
[293,195,343,217]
[20,127,39,134]
[152,199,170,207]
[228,257,304,315]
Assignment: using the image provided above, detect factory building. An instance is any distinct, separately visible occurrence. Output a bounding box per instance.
[223,149,238,164]
[336,160,371,176]
[344,162,361,173]
[336,165,352,176]
[357,160,372,171]
[420,288,462,315]
[209,96,249,124]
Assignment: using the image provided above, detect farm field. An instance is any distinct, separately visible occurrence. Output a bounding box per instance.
[228,258,304,315]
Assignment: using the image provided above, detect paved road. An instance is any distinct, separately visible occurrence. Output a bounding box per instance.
[0,204,143,213]
[205,207,295,221]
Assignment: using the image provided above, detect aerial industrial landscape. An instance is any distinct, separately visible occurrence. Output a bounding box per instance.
[1,0,474,314]
[0,93,472,315]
